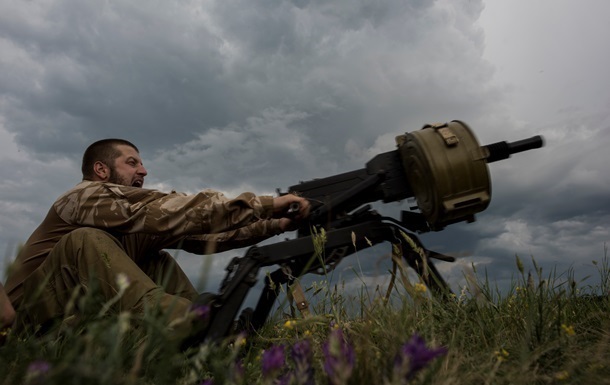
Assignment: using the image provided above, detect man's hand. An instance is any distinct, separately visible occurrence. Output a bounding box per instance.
[272,194,310,221]
[277,218,294,232]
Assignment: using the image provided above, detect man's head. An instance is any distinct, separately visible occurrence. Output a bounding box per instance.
[82,139,147,187]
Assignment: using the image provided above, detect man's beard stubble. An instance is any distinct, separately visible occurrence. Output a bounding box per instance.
[107,167,131,186]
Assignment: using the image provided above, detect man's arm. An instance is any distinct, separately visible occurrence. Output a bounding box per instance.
[55,182,307,237]
[167,196,309,254]
[54,182,275,236]
[167,219,288,254]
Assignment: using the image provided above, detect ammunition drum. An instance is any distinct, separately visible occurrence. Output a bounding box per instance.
[396,120,491,229]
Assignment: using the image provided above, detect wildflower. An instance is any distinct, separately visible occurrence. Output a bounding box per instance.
[198,380,214,385]
[393,333,447,381]
[25,360,51,384]
[234,332,247,348]
[118,311,131,335]
[292,339,312,366]
[414,283,427,293]
[262,344,285,379]
[191,304,210,320]
[494,348,509,362]
[554,370,569,381]
[27,360,51,374]
[284,319,296,329]
[561,324,575,336]
[116,273,131,292]
[323,328,355,385]
[291,339,314,385]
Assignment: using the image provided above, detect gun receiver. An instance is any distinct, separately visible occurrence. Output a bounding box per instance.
[287,120,543,231]
[187,121,544,347]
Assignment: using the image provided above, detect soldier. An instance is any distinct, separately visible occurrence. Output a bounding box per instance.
[3,139,309,340]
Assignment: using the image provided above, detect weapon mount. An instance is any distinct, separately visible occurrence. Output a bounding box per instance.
[184,120,544,347]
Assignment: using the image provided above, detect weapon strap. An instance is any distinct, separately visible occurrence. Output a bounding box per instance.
[289,280,311,318]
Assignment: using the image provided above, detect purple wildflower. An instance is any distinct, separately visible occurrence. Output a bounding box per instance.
[27,360,51,374]
[262,344,286,379]
[291,339,314,385]
[394,333,447,380]
[322,328,355,385]
[191,304,210,320]
[292,339,312,367]
[25,360,51,384]
[198,380,214,385]
[277,373,292,385]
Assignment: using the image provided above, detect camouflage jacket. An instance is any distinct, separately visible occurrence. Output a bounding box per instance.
[5,181,282,306]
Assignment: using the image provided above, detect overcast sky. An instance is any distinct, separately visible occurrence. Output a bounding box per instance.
[1,0,609,298]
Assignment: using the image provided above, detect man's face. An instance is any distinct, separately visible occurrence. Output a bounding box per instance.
[107,144,148,187]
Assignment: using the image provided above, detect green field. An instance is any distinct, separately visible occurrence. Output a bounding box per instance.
[2,253,610,385]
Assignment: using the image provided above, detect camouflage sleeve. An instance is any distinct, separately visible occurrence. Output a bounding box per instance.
[54,181,275,236]
[167,219,283,254]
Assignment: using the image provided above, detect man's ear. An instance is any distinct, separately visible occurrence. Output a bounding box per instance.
[93,161,110,181]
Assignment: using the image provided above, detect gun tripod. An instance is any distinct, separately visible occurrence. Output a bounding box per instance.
[186,207,454,346]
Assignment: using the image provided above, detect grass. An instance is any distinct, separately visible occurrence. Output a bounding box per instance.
[2,253,610,385]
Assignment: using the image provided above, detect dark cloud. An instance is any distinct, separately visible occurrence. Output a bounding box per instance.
[1,0,609,296]
[0,0,496,167]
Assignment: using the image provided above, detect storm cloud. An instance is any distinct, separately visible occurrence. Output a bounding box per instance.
[1,0,609,295]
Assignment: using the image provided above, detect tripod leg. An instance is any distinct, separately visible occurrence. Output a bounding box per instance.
[399,236,454,299]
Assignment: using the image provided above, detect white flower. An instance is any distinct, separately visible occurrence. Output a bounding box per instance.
[116,273,131,292]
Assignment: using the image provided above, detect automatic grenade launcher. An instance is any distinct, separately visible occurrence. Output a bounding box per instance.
[187,120,544,345]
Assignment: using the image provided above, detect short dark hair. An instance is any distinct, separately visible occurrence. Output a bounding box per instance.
[81,139,139,179]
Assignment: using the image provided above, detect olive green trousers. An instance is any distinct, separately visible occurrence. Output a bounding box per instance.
[17,228,199,338]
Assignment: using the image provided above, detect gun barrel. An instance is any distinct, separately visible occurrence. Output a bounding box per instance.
[286,122,545,233]
[484,135,544,163]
